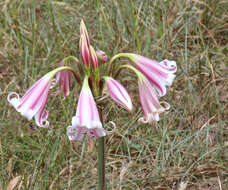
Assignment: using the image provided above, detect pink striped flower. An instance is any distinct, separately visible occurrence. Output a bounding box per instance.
[104,77,132,111]
[96,49,108,65]
[53,62,72,97]
[138,73,170,123]
[7,72,55,127]
[67,76,106,140]
[118,54,177,97]
[7,67,75,127]
[121,65,171,124]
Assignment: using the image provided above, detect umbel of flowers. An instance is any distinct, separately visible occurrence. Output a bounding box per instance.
[7,20,177,189]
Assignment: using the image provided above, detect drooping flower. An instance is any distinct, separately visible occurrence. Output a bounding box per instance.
[121,65,170,124]
[79,34,90,67]
[7,67,75,127]
[138,73,170,123]
[67,76,106,140]
[51,61,72,97]
[90,45,99,69]
[96,49,108,65]
[8,72,53,127]
[104,76,132,111]
[129,54,176,96]
[112,53,177,97]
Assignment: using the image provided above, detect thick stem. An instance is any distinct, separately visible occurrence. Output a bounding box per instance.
[98,136,106,190]
[95,72,106,190]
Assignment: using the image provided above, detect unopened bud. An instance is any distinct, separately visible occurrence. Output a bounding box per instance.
[96,50,108,65]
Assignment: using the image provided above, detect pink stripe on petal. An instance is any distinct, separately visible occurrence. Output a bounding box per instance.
[69,76,107,140]
[109,80,128,101]
[138,75,169,124]
[105,78,132,111]
[34,90,49,127]
[135,55,177,73]
[29,83,50,110]
[22,75,50,100]
[127,54,177,96]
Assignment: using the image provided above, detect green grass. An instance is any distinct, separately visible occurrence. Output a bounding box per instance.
[0,0,228,189]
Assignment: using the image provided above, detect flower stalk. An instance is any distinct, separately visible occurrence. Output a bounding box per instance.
[94,72,106,190]
[98,130,106,190]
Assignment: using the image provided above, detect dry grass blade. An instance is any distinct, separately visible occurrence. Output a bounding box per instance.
[6,176,22,190]
[178,181,188,190]
[119,161,134,188]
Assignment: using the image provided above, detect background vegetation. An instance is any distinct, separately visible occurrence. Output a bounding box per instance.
[0,0,227,189]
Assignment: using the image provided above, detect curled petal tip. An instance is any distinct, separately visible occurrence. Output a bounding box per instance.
[7,92,21,110]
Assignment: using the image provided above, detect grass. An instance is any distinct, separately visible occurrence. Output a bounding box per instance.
[0,0,228,189]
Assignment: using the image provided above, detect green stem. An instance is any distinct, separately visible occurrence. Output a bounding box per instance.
[95,72,106,190]
[98,136,106,190]
[107,53,131,76]
[108,53,127,76]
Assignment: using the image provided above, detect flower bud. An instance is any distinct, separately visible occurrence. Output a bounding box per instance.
[90,46,99,69]
[96,50,108,65]
[104,77,132,111]
[80,19,90,47]
[79,34,90,67]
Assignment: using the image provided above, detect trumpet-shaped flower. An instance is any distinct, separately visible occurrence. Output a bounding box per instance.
[53,62,73,97]
[121,65,170,124]
[8,72,54,127]
[67,76,106,140]
[117,54,177,97]
[7,67,74,127]
[104,77,132,111]
[137,72,170,123]
[96,49,108,65]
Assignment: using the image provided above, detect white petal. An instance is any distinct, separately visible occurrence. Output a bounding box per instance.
[35,110,49,128]
[165,73,176,86]
[72,116,80,127]
[67,125,87,141]
[91,120,103,129]
[20,108,36,120]
[93,128,106,137]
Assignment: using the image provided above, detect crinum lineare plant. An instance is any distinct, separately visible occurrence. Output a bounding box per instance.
[7,20,177,189]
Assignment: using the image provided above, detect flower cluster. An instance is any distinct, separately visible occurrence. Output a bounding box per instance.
[7,20,177,141]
